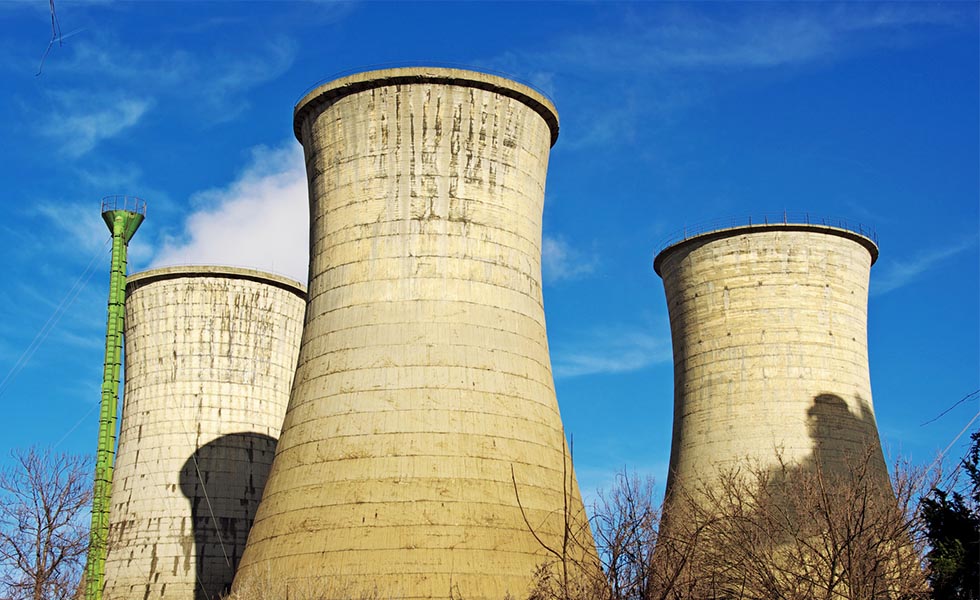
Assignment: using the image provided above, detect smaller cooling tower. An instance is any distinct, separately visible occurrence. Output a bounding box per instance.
[654,222,887,497]
[103,266,306,600]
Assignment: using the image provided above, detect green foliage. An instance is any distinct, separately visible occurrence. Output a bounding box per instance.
[922,430,980,600]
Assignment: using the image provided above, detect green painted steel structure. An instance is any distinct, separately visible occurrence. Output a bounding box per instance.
[86,196,145,600]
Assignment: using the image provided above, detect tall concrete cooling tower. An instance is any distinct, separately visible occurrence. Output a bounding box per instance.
[233,67,594,599]
[103,266,306,600]
[653,222,888,498]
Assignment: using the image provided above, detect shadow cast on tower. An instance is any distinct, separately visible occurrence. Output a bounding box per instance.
[805,392,888,487]
[179,432,276,600]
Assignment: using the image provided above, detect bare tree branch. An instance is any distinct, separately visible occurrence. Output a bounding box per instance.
[561,445,932,600]
[0,447,91,600]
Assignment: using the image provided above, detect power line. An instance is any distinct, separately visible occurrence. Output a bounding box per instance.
[921,389,980,426]
[0,240,110,399]
[928,409,980,489]
[52,401,100,450]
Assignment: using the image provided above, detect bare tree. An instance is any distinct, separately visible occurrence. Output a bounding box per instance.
[591,471,658,600]
[572,447,932,600]
[668,450,933,600]
[0,447,91,600]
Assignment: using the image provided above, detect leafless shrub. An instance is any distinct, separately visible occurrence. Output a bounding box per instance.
[541,447,932,600]
[661,449,933,600]
[592,472,658,600]
[0,447,91,600]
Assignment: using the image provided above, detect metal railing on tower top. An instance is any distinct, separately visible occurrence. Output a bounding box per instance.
[655,211,878,256]
[101,195,147,216]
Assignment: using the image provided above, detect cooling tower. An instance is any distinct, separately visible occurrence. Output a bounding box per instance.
[103,266,306,600]
[233,67,594,599]
[654,222,887,497]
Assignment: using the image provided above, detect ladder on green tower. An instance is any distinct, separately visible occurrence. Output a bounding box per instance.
[85,196,145,600]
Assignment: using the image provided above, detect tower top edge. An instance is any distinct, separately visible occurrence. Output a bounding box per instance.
[653,222,880,277]
[126,265,307,298]
[293,66,560,146]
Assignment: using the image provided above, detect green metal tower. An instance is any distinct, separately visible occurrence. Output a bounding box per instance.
[85,196,145,600]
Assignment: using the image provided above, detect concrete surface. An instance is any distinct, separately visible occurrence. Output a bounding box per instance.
[233,67,594,599]
[103,266,306,600]
[655,224,887,496]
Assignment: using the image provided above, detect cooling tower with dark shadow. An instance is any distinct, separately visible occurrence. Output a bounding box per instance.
[653,222,889,500]
[103,266,306,600]
[233,67,595,599]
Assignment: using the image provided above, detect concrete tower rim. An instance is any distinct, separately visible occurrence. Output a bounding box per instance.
[126,265,307,298]
[293,66,560,147]
[653,222,879,276]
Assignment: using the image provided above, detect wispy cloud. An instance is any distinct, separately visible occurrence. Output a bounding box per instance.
[542,236,598,283]
[55,327,105,351]
[552,328,671,379]
[17,34,296,152]
[484,4,966,152]
[193,38,296,119]
[537,4,963,74]
[54,36,296,119]
[151,142,309,282]
[41,94,152,157]
[34,201,112,254]
[872,235,978,296]
[73,162,144,191]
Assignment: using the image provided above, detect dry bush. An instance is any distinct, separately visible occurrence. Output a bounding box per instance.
[521,503,610,600]
[655,450,931,600]
[591,472,658,600]
[526,559,608,600]
[539,449,932,600]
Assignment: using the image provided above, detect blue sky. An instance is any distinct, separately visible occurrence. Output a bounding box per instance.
[0,1,977,503]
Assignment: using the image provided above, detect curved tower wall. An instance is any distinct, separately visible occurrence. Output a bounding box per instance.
[234,68,592,599]
[104,266,306,600]
[654,224,886,496]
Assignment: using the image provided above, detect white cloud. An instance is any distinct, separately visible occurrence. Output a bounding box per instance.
[151,142,309,283]
[542,236,598,283]
[871,235,978,296]
[552,328,671,379]
[42,95,151,157]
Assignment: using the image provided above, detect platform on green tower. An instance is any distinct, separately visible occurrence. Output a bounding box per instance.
[101,195,146,240]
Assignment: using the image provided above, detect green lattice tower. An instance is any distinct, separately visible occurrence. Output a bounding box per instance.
[85,196,145,600]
